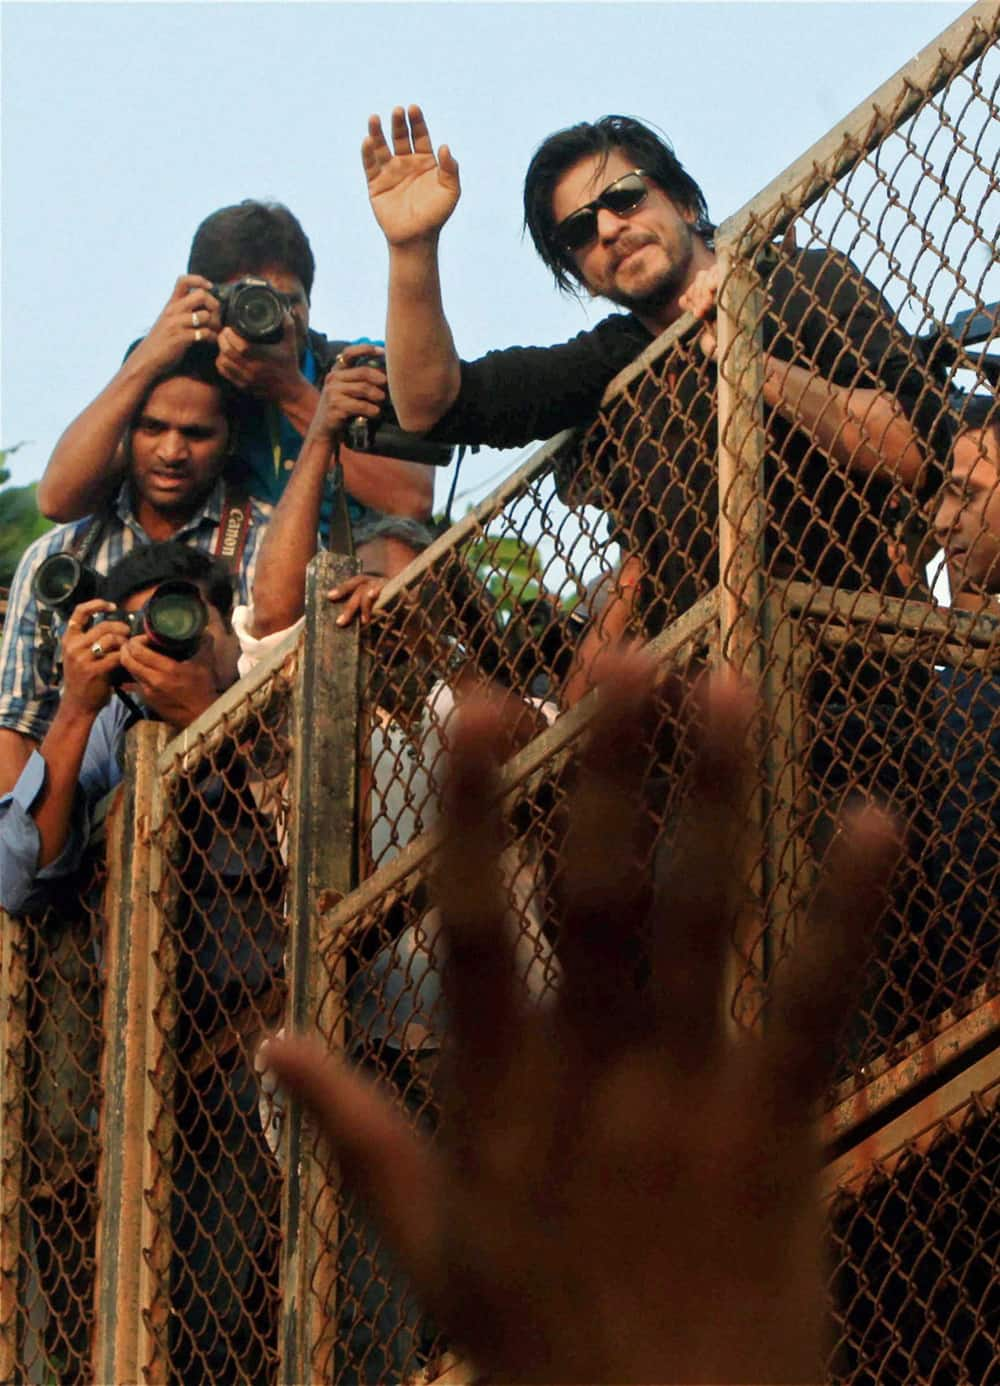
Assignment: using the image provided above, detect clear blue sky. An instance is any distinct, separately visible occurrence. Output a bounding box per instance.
[1,1,970,509]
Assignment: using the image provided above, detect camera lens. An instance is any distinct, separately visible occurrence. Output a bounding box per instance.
[33,554,101,615]
[229,281,285,344]
[143,581,207,659]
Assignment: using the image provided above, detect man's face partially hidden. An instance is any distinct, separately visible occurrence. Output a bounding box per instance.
[233,264,311,357]
[129,376,230,520]
[933,424,1000,596]
[550,150,701,318]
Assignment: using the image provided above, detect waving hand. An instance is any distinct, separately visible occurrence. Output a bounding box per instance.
[363,105,461,246]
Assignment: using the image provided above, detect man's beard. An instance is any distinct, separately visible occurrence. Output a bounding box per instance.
[602,226,696,316]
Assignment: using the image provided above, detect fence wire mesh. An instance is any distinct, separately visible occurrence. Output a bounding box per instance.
[138,654,295,1385]
[1,851,106,1384]
[827,1076,1000,1384]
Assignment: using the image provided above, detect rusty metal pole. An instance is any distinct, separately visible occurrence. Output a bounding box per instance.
[93,721,171,1385]
[280,548,361,1384]
[715,240,769,1029]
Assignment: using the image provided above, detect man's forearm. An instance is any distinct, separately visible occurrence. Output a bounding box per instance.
[33,703,95,866]
[385,240,462,433]
[276,375,322,438]
[339,449,434,519]
[37,352,162,521]
[251,427,333,636]
[763,360,926,487]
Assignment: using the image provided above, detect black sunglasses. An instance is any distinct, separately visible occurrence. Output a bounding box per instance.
[553,170,651,255]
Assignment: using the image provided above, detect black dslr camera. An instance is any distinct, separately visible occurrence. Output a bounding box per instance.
[211,277,290,344]
[34,557,208,682]
[344,353,453,466]
[91,581,208,663]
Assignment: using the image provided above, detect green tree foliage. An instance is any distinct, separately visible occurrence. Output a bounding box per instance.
[466,534,544,617]
[0,444,53,588]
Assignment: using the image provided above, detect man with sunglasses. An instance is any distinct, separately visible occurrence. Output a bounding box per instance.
[362,107,930,691]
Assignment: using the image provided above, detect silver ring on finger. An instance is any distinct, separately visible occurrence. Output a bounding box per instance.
[195,328,203,343]
[192,309,201,329]
[91,641,105,660]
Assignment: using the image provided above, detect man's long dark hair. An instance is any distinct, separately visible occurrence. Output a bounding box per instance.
[523,115,714,292]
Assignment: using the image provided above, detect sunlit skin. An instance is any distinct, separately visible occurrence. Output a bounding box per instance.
[550,150,715,333]
[933,425,1000,607]
[127,376,230,536]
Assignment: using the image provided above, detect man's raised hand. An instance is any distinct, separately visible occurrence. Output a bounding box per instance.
[363,105,461,246]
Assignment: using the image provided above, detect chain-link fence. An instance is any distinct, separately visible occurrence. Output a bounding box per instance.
[1,851,107,1384]
[1,3,997,1381]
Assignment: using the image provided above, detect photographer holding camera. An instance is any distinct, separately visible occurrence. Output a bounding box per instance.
[0,344,268,792]
[0,541,284,1382]
[37,200,439,537]
[0,542,240,904]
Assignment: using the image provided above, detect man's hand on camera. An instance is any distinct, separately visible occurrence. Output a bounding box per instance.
[363,105,461,247]
[216,312,305,406]
[118,634,219,732]
[60,599,130,717]
[311,344,388,446]
[128,275,222,375]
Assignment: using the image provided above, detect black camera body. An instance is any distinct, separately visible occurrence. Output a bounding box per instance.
[34,556,208,685]
[91,581,208,665]
[343,353,454,466]
[212,277,289,344]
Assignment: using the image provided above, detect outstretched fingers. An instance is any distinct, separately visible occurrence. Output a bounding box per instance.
[765,804,901,1115]
[262,1035,437,1285]
[406,103,435,153]
[435,694,521,1108]
[650,672,756,1069]
[363,114,391,175]
[554,654,661,1048]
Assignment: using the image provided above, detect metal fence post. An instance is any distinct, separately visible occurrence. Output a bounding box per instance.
[280,549,361,1384]
[93,721,171,1385]
[715,242,770,1027]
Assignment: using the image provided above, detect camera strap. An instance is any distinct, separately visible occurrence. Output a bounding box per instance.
[214,484,253,571]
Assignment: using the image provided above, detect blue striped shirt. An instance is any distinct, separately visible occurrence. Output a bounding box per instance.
[0,478,269,743]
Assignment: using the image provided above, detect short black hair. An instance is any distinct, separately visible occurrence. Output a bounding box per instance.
[523,115,713,293]
[104,542,236,625]
[129,340,234,425]
[352,516,436,552]
[187,200,315,300]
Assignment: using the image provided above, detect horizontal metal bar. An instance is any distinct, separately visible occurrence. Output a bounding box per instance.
[777,580,1000,648]
[821,1049,1000,1197]
[823,983,1000,1152]
[719,0,1000,252]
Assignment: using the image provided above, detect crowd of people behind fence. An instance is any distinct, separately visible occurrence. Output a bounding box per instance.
[0,102,997,1383]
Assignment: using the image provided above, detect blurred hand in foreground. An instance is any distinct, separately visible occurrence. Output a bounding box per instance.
[265,658,898,1384]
